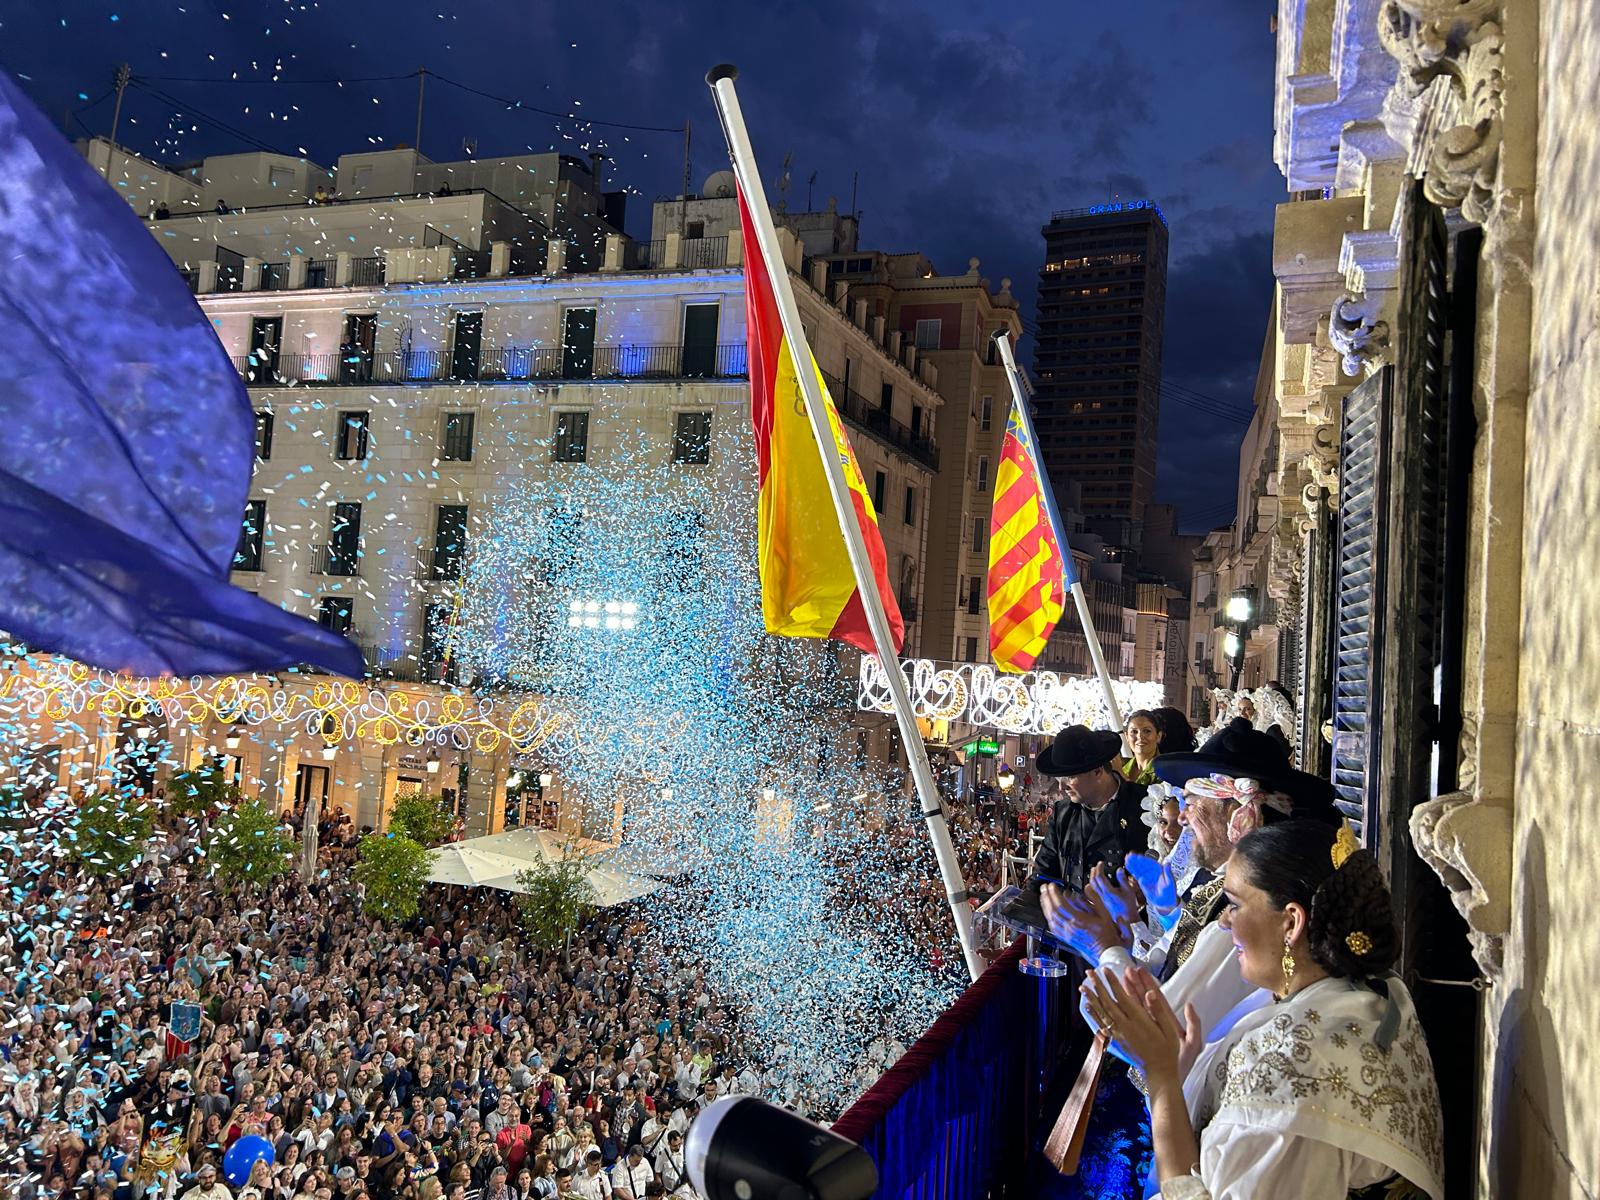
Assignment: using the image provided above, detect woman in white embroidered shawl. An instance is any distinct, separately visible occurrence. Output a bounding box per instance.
[1083,820,1445,1200]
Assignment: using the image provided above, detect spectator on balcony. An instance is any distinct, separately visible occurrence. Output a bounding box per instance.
[1083,820,1443,1200]
[215,199,229,215]
[1029,725,1148,894]
[1119,710,1163,785]
[310,185,331,205]
[154,203,171,220]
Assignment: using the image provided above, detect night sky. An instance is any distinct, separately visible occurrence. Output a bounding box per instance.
[4,1,1281,531]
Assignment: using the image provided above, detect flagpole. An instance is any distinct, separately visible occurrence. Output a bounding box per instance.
[706,64,984,981]
[992,332,1124,731]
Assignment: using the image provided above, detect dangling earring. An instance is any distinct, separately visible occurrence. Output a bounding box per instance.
[1280,936,1296,998]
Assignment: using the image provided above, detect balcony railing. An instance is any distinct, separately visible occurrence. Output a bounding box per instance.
[310,542,361,577]
[235,343,749,387]
[349,256,386,287]
[418,549,465,582]
[640,235,732,269]
[820,371,940,471]
[259,262,291,290]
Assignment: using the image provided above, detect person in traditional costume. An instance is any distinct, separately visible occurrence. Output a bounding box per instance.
[1029,726,1150,894]
[1083,821,1444,1200]
[1040,719,1343,1196]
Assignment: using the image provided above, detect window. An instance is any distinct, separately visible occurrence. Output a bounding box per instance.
[872,470,887,515]
[681,304,720,378]
[553,411,589,463]
[967,575,981,616]
[686,220,705,239]
[965,636,979,662]
[976,455,990,493]
[318,597,354,635]
[980,396,993,431]
[441,412,475,461]
[253,411,274,460]
[671,412,712,464]
[914,318,942,350]
[325,503,361,576]
[234,500,266,572]
[971,517,985,553]
[903,485,916,526]
[880,382,893,411]
[336,411,369,460]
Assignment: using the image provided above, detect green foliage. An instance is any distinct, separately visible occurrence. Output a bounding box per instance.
[205,797,294,888]
[514,846,597,957]
[387,792,455,847]
[354,832,432,923]
[72,793,155,875]
[166,766,239,820]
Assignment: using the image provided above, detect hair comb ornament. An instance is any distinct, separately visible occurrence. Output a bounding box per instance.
[1331,822,1360,869]
[1345,931,1373,956]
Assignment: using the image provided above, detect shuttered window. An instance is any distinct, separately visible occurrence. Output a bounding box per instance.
[1330,368,1391,841]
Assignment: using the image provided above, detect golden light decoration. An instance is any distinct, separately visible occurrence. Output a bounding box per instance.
[0,653,683,765]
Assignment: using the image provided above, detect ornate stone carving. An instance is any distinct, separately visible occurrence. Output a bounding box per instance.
[1377,0,1505,224]
[1329,293,1392,376]
[1410,791,1510,976]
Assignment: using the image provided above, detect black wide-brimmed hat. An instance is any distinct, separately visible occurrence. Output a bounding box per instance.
[1154,717,1337,818]
[1036,725,1123,777]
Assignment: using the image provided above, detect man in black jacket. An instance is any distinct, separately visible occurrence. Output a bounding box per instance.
[1028,725,1148,893]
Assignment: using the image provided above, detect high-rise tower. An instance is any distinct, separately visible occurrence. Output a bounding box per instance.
[1030,202,1168,522]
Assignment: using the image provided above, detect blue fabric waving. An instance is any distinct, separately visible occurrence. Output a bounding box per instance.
[0,69,361,678]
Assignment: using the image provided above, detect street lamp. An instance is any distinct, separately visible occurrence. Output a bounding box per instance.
[1225,588,1254,691]
[538,771,554,790]
[660,786,674,802]
[321,743,338,762]
[996,764,1016,791]
[224,722,244,751]
[426,750,441,775]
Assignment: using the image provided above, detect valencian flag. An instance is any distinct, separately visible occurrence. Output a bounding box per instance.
[0,69,363,678]
[987,403,1074,671]
[738,188,904,655]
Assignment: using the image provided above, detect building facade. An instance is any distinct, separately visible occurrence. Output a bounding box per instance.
[1246,1,1596,1194]
[12,144,949,838]
[1030,203,1169,522]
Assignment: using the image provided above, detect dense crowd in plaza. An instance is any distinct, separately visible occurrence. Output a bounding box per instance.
[0,793,793,1200]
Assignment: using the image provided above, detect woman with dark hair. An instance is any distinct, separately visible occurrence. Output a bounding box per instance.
[1119,711,1163,785]
[1083,821,1444,1199]
[1150,707,1196,755]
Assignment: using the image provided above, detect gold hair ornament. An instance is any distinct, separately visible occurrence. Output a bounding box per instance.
[1346,931,1373,956]
[1331,822,1361,869]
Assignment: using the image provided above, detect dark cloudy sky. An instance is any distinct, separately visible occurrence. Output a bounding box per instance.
[4,0,1281,531]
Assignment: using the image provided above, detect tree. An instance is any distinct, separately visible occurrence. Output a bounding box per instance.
[514,847,597,959]
[166,766,239,821]
[388,792,455,847]
[205,797,294,888]
[354,832,431,923]
[72,793,155,875]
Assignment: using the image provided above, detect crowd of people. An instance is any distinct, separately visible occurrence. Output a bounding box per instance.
[0,793,781,1200]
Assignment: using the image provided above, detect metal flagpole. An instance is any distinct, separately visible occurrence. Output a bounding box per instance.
[992,332,1124,730]
[706,64,983,981]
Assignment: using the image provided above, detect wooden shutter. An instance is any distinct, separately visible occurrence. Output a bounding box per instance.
[1330,367,1392,839]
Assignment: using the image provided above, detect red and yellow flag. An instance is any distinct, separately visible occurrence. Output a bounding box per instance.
[987,404,1071,671]
[739,189,904,655]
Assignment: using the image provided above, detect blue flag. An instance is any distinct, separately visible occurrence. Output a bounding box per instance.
[0,70,362,678]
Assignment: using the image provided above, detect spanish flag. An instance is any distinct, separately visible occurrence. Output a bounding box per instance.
[987,402,1072,671]
[739,188,904,655]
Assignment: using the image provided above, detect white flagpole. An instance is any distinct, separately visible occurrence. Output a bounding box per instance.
[707,64,983,981]
[992,332,1124,731]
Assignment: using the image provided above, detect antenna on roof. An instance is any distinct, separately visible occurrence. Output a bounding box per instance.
[807,170,817,211]
[462,136,478,157]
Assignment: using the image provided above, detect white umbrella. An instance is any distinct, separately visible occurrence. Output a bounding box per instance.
[426,843,537,888]
[443,829,661,907]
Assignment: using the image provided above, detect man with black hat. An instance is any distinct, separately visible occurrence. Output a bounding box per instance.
[1029,724,1150,894]
[1047,717,1341,985]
